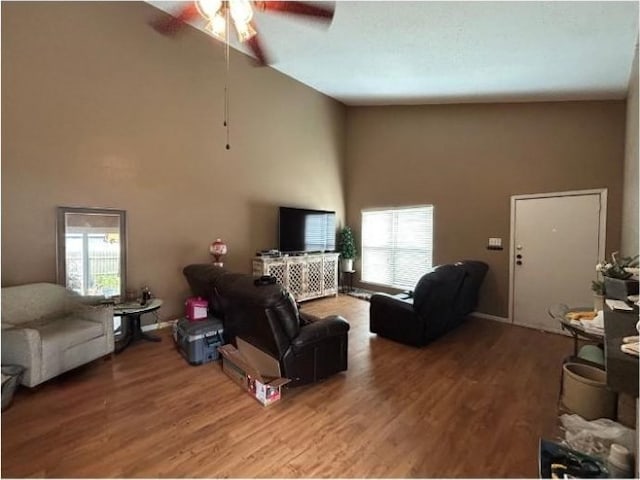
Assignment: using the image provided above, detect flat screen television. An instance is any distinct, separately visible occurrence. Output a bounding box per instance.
[278,207,336,253]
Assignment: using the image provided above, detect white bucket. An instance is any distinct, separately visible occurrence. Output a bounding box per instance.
[561,363,617,420]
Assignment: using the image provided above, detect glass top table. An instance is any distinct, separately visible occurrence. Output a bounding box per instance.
[114,298,163,315]
[113,299,163,353]
[548,304,604,356]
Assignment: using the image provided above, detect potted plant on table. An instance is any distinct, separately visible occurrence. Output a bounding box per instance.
[595,252,639,301]
[338,226,357,272]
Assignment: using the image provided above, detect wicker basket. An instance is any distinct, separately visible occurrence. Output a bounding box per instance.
[1,365,25,411]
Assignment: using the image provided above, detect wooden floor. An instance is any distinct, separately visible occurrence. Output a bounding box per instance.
[1,295,572,478]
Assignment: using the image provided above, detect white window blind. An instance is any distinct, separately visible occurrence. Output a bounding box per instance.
[361,206,434,289]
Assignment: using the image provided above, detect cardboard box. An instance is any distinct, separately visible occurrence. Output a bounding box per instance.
[218,338,290,406]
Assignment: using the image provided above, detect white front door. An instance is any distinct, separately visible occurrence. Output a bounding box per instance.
[511,191,606,333]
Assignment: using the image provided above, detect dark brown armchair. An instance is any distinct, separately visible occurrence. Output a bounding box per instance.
[183,264,350,386]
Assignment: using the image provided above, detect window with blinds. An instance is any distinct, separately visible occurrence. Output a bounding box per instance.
[361,206,434,289]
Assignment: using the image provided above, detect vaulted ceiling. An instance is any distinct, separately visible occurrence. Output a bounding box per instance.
[148,1,639,105]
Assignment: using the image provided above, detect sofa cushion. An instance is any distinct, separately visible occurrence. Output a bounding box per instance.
[413,264,466,314]
[280,291,301,339]
[1,283,71,326]
[240,285,301,341]
[26,316,105,350]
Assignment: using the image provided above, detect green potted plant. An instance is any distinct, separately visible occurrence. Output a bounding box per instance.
[338,226,357,272]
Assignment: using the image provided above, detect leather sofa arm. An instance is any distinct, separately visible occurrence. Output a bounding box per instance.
[370,293,426,346]
[292,315,350,348]
[370,293,414,314]
[299,312,319,326]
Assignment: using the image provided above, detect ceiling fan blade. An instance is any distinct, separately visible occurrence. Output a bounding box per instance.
[256,1,335,22]
[150,3,200,36]
[246,31,270,67]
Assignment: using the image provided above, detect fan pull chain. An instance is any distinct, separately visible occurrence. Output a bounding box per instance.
[223,5,231,150]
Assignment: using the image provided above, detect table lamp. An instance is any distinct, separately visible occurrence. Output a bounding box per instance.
[209,238,228,267]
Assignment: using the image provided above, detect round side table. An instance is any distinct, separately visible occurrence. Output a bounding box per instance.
[114,299,163,353]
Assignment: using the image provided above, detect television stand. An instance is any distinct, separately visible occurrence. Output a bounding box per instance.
[252,252,339,302]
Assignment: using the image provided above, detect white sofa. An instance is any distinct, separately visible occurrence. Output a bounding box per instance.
[1,283,114,387]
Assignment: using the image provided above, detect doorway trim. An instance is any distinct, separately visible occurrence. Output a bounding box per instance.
[507,188,607,324]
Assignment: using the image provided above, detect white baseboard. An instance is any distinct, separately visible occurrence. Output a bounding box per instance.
[141,319,177,332]
[471,312,511,324]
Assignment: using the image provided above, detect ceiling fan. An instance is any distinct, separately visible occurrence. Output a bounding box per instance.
[151,1,336,66]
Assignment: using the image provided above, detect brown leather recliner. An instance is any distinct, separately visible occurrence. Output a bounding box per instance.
[183,264,350,386]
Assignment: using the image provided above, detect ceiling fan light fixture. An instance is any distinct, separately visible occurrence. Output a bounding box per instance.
[155,0,335,67]
[196,0,222,20]
[229,0,254,25]
[154,0,337,149]
[234,20,257,42]
[195,0,256,43]
[210,11,227,39]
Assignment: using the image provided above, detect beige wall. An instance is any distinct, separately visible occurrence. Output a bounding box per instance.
[2,2,631,323]
[346,101,626,317]
[1,2,346,321]
[622,42,639,256]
